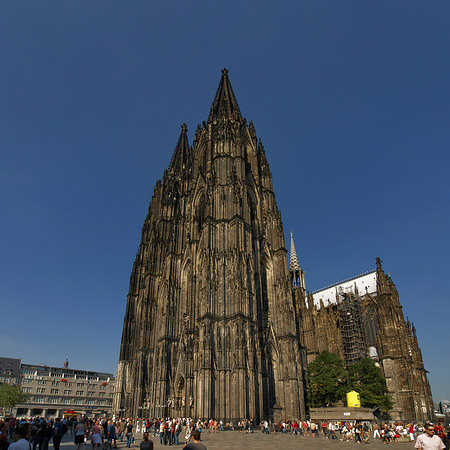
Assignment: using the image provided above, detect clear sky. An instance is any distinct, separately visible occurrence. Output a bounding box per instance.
[1,1,449,402]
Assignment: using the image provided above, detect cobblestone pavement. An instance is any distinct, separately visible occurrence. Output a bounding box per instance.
[59,431,416,450]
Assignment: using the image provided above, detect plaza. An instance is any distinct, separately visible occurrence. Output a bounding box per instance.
[58,430,417,450]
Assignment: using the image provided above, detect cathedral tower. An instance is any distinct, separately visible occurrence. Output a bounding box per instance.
[114,70,306,422]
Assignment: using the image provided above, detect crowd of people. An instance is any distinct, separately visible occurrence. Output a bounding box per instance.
[1,415,449,450]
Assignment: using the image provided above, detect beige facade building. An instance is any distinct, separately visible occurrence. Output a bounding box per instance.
[2,359,115,418]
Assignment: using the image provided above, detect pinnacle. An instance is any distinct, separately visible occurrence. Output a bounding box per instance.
[208,68,243,123]
[169,124,189,171]
[289,231,301,273]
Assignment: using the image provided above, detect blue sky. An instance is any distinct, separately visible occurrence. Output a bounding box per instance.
[1,1,449,402]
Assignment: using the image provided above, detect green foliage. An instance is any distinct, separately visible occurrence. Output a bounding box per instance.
[307,351,349,407]
[307,352,393,413]
[348,357,393,412]
[0,384,29,415]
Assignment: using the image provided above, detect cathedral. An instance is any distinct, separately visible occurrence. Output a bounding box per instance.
[114,69,433,422]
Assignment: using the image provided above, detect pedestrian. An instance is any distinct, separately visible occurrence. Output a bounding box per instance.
[414,423,445,450]
[52,419,66,450]
[91,422,103,450]
[139,432,153,450]
[106,421,116,450]
[74,421,86,450]
[183,430,206,450]
[125,421,134,449]
[8,428,29,450]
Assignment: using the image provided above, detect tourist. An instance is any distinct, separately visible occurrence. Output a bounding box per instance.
[125,421,134,448]
[159,420,165,446]
[52,418,65,450]
[373,422,381,439]
[106,421,115,450]
[414,423,445,450]
[74,420,86,450]
[0,423,9,450]
[91,421,103,450]
[140,432,153,450]
[8,428,29,450]
[183,429,206,450]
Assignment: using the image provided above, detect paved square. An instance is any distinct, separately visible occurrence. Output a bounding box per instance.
[60,431,416,450]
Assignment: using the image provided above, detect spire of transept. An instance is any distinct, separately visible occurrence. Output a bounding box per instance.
[169,123,189,173]
[290,231,305,290]
[208,68,243,123]
[290,231,301,273]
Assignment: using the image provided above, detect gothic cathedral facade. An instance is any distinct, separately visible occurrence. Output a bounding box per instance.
[114,70,433,422]
[114,69,306,422]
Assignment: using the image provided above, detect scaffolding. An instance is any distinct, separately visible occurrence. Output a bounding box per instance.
[338,290,367,366]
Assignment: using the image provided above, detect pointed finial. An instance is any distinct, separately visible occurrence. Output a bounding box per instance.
[208,68,242,123]
[289,231,301,273]
[181,123,187,133]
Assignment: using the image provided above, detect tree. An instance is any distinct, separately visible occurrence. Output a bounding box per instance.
[307,351,349,407]
[348,357,393,413]
[0,384,29,415]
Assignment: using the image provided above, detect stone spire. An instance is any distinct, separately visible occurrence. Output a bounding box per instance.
[290,231,301,273]
[208,68,243,123]
[290,231,305,290]
[169,123,189,173]
[115,70,306,423]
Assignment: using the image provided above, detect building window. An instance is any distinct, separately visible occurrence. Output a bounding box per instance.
[23,387,31,393]
[63,399,71,404]
[75,400,82,405]
[51,381,60,386]
[37,388,45,394]
[63,390,72,395]
[88,400,94,405]
[76,391,83,396]
[88,391,95,397]
[37,380,47,385]
[77,383,85,388]
[49,398,58,404]
[50,389,59,394]
[99,392,105,397]
[35,398,44,403]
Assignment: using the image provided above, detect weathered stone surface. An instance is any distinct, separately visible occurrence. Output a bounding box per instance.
[114,70,306,422]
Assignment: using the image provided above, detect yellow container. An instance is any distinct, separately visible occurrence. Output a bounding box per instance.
[347,391,361,407]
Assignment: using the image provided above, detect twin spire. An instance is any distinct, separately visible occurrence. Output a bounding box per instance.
[171,69,243,168]
[208,68,243,123]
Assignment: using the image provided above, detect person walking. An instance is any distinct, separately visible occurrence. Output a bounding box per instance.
[183,430,206,450]
[140,432,153,450]
[74,421,86,450]
[414,423,445,450]
[52,419,65,450]
[91,422,103,450]
[125,421,134,449]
